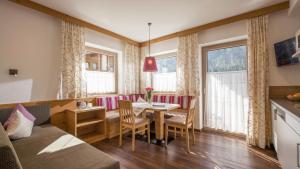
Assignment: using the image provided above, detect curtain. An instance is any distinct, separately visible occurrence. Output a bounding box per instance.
[205,71,249,134]
[85,71,115,94]
[123,42,140,94]
[58,20,86,99]
[247,15,271,149]
[176,33,200,96]
[153,72,176,92]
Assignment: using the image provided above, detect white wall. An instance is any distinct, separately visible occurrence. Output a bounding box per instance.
[0,1,61,104]
[0,1,123,104]
[268,10,300,86]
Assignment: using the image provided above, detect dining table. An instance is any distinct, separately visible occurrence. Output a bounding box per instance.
[132,102,180,142]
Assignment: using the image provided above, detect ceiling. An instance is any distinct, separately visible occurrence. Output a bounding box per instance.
[32,0,285,42]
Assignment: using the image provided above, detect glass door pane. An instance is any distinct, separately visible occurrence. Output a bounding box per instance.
[204,44,249,134]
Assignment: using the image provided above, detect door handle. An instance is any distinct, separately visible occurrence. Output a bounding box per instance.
[273,108,277,120]
[297,143,300,168]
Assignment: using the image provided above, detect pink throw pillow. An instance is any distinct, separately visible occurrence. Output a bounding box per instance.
[4,104,36,128]
[5,109,34,139]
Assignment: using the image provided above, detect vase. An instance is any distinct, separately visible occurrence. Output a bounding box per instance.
[146,91,152,104]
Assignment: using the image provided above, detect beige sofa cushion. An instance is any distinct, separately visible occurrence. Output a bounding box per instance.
[0,123,23,169]
[12,125,119,169]
[106,110,120,122]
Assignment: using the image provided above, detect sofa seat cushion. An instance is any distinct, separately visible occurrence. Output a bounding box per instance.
[106,111,119,122]
[12,125,119,169]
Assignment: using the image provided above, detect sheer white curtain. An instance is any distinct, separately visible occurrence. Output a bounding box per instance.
[153,72,176,92]
[205,71,249,134]
[84,71,115,94]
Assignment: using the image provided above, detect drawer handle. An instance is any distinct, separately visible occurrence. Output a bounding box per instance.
[298,143,300,168]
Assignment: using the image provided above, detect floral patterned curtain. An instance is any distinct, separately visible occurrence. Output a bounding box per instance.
[176,33,200,96]
[247,15,271,149]
[123,42,140,94]
[58,20,86,99]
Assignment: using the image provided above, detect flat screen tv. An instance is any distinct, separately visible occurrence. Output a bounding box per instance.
[274,37,299,66]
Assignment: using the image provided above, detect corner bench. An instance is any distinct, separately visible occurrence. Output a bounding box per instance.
[96,94,193,139]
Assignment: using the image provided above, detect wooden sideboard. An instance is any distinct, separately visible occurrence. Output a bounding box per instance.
[66,106,106,144]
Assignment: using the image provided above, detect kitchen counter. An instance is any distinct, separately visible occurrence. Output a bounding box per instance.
[271,98,300,120]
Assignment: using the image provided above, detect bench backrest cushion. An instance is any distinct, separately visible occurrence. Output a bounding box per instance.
[152,95,193,109]
[96,94,144,111]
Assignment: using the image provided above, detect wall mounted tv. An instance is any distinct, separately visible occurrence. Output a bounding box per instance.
[274,37,299,66]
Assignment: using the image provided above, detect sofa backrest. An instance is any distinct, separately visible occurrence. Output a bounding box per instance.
[96,94,193,111]
[0,123,22,169]
[0,103,51,126]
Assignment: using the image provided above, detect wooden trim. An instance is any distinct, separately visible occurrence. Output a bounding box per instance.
[202,127,246,140]
[140,1,289,47]
[9,0,139,46]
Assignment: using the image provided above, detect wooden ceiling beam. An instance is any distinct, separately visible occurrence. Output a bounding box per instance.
[140,1,289,47]
[9,0,140,46]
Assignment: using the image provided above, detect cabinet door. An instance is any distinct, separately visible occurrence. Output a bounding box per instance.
[277,113,300,169]
[271,104,278,152]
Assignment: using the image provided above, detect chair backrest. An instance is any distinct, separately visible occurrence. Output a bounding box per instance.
[118,100,135,124]
[186,98,197,125]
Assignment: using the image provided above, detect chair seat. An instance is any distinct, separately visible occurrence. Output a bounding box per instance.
[165,111,187,118]
[165,116,185,124]
[124,118,148,127]
[165,116,192,127]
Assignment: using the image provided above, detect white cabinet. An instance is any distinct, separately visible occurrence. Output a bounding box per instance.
[272,102,300,169]
[271,105,278,152]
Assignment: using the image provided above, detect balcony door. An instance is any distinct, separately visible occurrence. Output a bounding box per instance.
[202,40,249,134]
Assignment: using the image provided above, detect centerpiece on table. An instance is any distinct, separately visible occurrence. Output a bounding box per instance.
[145,87,154,104]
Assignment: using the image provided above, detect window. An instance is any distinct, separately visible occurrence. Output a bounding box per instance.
[152,53,177,92]
[203,40,248,134]
[84,47,117,94]
[207,45,247,72]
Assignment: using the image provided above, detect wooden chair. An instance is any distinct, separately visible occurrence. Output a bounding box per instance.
[165,98,197,152]
[118,100,150,151]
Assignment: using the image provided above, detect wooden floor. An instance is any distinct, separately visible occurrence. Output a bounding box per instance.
[93,131,281,169]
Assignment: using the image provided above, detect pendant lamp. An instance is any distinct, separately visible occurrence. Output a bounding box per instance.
[143,23,157,72]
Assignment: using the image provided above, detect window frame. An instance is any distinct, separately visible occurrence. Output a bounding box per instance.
[84,46,118,95]
[151,52,177,94]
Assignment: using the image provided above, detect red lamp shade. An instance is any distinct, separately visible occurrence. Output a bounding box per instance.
[143,56,157,72]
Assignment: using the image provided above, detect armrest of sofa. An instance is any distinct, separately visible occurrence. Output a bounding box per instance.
[0,123,23,169]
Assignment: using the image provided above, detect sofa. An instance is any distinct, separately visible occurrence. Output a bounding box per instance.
[0,104,120,169]
[96,94,192,139]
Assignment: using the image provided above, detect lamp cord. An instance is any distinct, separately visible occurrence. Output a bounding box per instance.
[148,22,151,56]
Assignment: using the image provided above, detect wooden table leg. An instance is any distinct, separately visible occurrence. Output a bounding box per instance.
[154,110,164,140]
